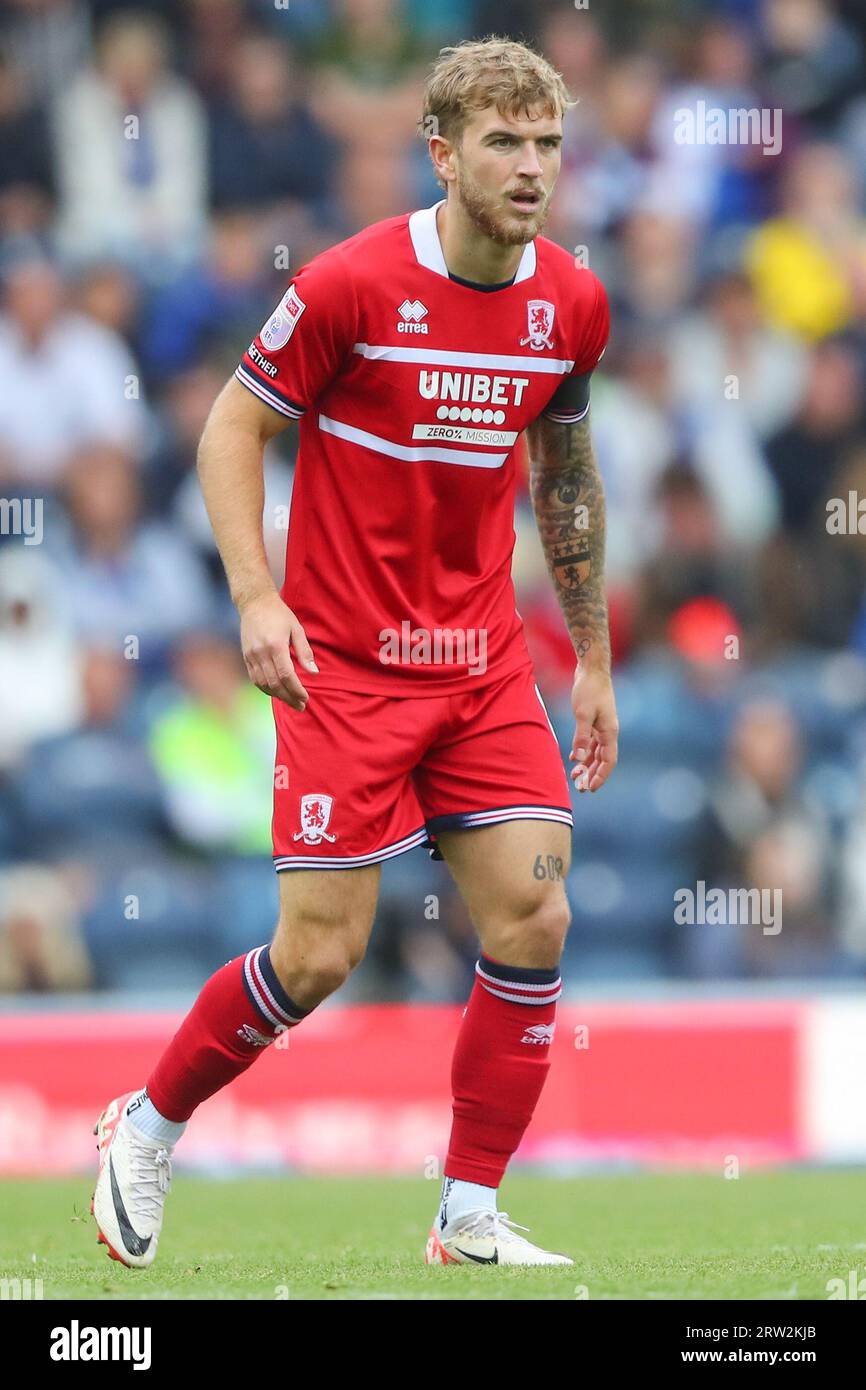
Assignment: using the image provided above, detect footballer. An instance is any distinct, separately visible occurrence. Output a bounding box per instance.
[91,35,618,1270]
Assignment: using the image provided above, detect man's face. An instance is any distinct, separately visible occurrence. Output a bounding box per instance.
[450,104,563,246]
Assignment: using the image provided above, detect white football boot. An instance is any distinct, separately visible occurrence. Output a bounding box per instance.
[425,1209,573,1267]
[91,1092,172,1269]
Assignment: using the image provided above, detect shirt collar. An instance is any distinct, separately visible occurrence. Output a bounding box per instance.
[408,199,537,283]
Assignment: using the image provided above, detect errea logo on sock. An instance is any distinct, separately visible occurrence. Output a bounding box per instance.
[237,1022,277,1047]
[521,1023,555,1045]
[237,1021,290,1049]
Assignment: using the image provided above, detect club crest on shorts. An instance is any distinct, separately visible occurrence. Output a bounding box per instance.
[293,793,337,844]
[519,300,555,351]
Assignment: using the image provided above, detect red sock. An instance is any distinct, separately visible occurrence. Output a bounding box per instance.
[146,946,310,1122]
[445,955,561,1187]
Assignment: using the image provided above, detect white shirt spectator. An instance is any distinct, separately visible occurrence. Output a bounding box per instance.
[0,549,83,771]
[0,309,149,485]
[667,310,809,442]
[50,67,208,274]
[46,518,216,652]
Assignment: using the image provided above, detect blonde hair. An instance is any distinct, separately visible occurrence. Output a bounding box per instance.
[420,35,575,148]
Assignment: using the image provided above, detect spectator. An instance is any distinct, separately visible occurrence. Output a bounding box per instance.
[614,209,699,326]
[14,644,165,863]
[142,359,228,518]
[706,700,812,882]
[0,48,56,240]
[0,253,149,486]
[586,338,677,585]
[137,210,279,382]
[148,633,274,855]
[0,548,83,773]
[50,11,208,275]
[667,271,808,443]
[69,257,141,341]
[48,443,215,657]
[308,0,427,170]
[763,337,863,532]
[552,53,659,242]
[208,35,338,217]
[633,463,756,653]
[0,862,93,991]
[0,0,92,108]
[746,143,866,340]
[689,698,839,975]
[648,17,769,229]
[761,0,864,127]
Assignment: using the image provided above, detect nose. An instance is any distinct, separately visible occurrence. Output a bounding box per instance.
[516,141,544,179]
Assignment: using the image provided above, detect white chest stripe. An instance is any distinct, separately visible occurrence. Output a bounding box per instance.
[318,414,510,468]
[352,343,574,375]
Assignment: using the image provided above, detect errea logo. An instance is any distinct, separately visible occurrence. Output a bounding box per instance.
[237,1022,276,1047]
[397,299,429,334]
[521,1023,555,1045]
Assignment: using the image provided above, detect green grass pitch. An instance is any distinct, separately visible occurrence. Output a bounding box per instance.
[1,1170,864,1300]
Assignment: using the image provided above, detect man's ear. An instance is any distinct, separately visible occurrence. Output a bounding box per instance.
[428,133,456,188]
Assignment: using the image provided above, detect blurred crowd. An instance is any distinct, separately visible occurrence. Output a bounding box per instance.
[1,0,865,996]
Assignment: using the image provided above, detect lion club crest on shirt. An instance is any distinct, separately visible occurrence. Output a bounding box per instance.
[519,299,556,351]
[293,793,337,844]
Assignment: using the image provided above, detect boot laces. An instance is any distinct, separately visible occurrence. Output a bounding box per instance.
[126,1134,172,1223]
[457,1209,531,1243]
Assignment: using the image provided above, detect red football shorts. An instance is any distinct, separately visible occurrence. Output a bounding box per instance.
[271,664,573,870]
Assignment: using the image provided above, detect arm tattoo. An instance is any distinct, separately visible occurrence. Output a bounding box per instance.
[526,411,610,669]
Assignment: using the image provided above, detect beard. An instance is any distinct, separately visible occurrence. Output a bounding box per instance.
[455,162,550,246]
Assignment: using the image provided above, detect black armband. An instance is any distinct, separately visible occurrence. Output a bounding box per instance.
[542,370,593,424]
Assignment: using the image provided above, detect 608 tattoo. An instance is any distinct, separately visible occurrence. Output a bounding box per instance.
[533,854,564,881]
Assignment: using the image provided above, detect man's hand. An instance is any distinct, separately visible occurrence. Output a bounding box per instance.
[239,591,318,710]
[569,663,619,792]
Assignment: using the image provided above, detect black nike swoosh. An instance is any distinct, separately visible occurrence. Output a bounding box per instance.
[455,1246,499,1265]
[109,1153,152,1257]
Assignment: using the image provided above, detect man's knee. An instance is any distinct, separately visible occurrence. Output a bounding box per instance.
[481,891,572,968]
[290,939,365,999]
[271,900,372,1003]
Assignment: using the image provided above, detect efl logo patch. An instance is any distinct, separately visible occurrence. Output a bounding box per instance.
[260,284,306,352]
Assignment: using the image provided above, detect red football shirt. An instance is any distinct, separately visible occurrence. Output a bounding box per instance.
[235,200,609,695]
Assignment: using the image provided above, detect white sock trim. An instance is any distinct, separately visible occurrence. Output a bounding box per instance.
[125,1091,187,1146]
[437,1175,497,1231]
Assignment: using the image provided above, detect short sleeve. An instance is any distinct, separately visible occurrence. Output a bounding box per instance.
[542,272,610,424]
[234,250,357,420]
